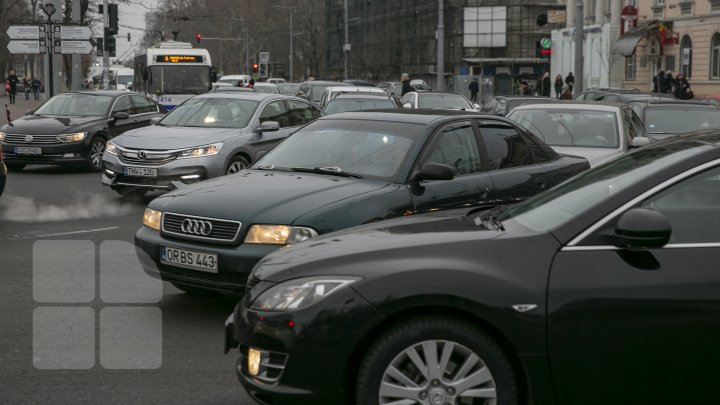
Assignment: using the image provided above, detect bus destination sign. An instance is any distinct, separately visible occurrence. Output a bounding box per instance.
[156,55,204,63]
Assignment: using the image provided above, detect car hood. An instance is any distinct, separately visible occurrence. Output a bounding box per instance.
[150,170,391,225]
[113,126,243,149]
[251,208,528,282]
[1,115,104,134]
[551,146,622,167]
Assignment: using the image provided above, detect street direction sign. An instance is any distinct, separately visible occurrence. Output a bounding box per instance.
[56,40,94,55]
[7,40,42,54]
[60,26,93,40]
[7,25,43,40]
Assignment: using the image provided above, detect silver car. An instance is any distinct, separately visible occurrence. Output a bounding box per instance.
[101,92,320,198]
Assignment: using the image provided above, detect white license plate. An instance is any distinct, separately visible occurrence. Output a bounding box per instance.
[14,146,42,155]
[123,166,158,177]
[160,246,218,273]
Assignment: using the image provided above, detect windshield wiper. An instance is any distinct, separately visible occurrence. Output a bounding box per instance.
[290,166,363,179]
[472,205,506,231]
[257,164,275,171]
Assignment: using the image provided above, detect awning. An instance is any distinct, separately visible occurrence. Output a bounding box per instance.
[611,21,660,57]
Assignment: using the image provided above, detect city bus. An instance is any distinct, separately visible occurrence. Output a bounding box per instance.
[133,41,212,110]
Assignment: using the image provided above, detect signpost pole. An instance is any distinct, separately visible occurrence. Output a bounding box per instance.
[72,3,81,91]
[103,0,110,90]
[42,5,56,98]
[574,1,584,96]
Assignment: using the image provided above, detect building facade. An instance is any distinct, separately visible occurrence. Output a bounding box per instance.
[325,0,564,98]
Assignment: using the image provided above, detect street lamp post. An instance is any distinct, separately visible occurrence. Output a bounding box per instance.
[437,0,444,91]
[344,0,350,80]
[40,3,56,98]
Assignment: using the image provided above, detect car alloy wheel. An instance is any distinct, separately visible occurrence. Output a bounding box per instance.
[87,138,106,171]
[356,317,517,405]
[226,155,250,175]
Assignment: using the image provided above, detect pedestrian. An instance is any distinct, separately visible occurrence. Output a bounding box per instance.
[674,72,692,100]
[565,71,575,92]
[31,77,41,100]
[23,76,30,100]
[652,70,664,93]
[540,72,551,97]
[400,73,414,96]
[554,74,563,99]
[468,77,479,103]
[665,70,676,95]
[520,80,531,96]
[560,84,573,100]
[6,69,19,105]
[246,79,255,89]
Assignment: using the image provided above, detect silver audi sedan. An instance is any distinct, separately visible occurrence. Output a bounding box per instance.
[101,92,319,198]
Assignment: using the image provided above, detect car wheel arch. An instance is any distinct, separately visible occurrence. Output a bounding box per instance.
[345,303,530,405]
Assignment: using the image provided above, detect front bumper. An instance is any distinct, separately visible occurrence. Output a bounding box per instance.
[1,142,88,165]
[135,226,281,293]
[228,287,384,405]
[102,152,226,192]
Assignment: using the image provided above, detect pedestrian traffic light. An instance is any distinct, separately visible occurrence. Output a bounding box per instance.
[196,34,201,44]
[252,63,259,73]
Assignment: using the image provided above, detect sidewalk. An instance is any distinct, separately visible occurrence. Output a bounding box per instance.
[2,94,46,124]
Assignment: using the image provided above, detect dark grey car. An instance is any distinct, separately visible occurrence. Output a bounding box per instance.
[102,92,320,198]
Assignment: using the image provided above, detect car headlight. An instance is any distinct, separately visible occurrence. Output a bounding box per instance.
[251,276,360,311]
[143,208,163,231]
[105,141,118,155]
[244,225,318,245]
[177,143,223,159]
[56,132,88,142]
[0,132,5,141]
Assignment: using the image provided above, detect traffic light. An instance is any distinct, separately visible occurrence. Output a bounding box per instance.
[196,34,201,44]
[106,36,116,56]
[537,13,548,27]
[99,4,119,35]
[252,63,259,73]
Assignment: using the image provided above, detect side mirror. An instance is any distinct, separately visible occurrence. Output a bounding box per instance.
[256,121,280,133]
[150,116,163,125]
[112,111,130,121]
[613,208,671,249]
[403,103,412,108]
[631,136,651,148]
[413,163,456,182]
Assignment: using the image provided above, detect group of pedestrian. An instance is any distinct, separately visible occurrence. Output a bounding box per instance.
[556,72,574,100]
[653,70,693,100]
[5,70,41,104]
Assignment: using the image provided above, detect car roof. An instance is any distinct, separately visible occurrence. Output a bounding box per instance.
[511,101,624,111]
[627,100,715,107]
[302,81,349,86]
[583,88,642,94]
[319,109,495,125]
[71,90,134,97]
[193,92,294,101]
[330,94,394,100]
[219,75,250,80]
[497,95,556,100]
[253,82,277,86]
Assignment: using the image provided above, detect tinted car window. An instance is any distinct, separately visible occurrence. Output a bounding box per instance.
[482,98,498,113]
[641,165,720,243]
[286,100,317,126]
[112,96,133,115]
[425,122,482,175]
[523,133,556,163]
[323,98,395,115]
[131,95,157,114]
[259,101,290,128]
[480,124,533,170]
[645,107,720,135]
[494,99,507,115]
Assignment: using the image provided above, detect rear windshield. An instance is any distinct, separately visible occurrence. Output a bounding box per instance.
[323,99,395,114]
[645,107,720,135]
[509,108,619,149]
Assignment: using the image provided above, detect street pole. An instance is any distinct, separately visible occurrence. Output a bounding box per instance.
[574,1,584,96]
[437,0,444,91]
[71,1,81,90]
[103,0,110,90]
[289,8,293,82]
[344,0,349,80]
[40,4,56,98]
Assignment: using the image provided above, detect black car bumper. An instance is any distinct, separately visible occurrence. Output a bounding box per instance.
[1,142,88,165]
[135,226,281,293]
[228,287,385,405]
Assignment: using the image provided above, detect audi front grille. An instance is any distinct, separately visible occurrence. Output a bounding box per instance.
[162,212,242,243]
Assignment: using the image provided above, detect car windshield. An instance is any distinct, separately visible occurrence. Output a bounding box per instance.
[34,93,113,116]
[149,65,210,95]
[323,99,395,115]
[254,120,424,180]
[219,79,242,86]
[418,94,473,110]
[277,84,299,95]
[158,97,258,128]
[253,84,280,94]
[490,140,714,232]
[644,108,720,136]
[509,108,620,149]
[309,84,347,102]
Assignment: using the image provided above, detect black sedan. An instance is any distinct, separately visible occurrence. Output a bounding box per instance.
[0,91,165,171]
[135,110,588,294]
[627,99,720,140]
[227,130,720,404]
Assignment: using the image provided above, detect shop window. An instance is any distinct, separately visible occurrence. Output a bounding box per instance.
[712,33,720,79]
[626,54,636,80]
[681,35,693,78]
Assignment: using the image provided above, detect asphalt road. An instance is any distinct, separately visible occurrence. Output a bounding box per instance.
[0,165,253,404]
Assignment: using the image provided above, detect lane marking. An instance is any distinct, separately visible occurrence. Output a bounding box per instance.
[30,227,122,239]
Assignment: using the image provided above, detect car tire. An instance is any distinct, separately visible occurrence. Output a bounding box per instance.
[114,187,147,200]
[86,136,107,172]
[170,282,212,295]
[356,317,518,405]
[5,163,26,171]
[226,155,250,175]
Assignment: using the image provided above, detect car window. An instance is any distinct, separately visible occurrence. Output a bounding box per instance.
[286,100,317,127]
[131,95,158,114]
[480,124,533,170]
[509,108,620,149]
[603,95,620,102]
[112,96,133,115]
[494,99,507,115]
[482,98,498,113]
[259,100,290,128]
[400,94,412,106]
[640,165,720,243]
[523,132,556,163]
[424,122,482,176]
[645,107,720,135]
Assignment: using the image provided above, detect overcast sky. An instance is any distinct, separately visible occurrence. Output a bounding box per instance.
[92,0,159,66]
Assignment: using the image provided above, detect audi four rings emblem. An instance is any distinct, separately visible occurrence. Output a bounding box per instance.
[181,219,213,236]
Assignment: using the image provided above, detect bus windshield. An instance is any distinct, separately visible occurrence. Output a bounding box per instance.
[148,65,210,95]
